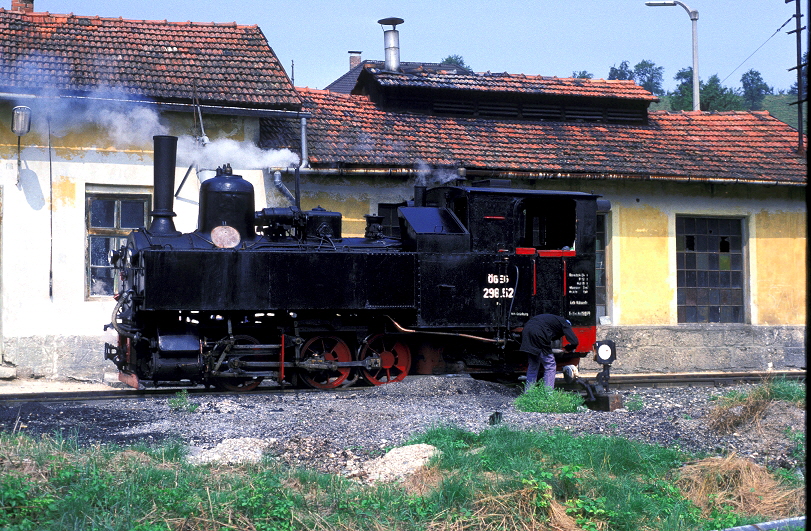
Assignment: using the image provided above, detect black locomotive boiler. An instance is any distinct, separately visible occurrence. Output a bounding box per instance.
[104,135,617,393]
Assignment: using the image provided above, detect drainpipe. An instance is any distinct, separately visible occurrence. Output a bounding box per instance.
[270,170,297,206]
[300,115,309,168]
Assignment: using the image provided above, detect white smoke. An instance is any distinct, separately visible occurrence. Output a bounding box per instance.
[177,136,299,172]
[17,83,299,170]
[23,85,169,146]
[413,160,462,186]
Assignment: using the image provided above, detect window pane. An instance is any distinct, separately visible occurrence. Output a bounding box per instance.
[696,289,708,305]
[90,199,115,228]
[90,236,114,266]
[595,214,607,320]
[121,200,146,228]
[90,268,116,296]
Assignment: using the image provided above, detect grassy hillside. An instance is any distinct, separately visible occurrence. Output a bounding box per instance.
[763,94,806,132]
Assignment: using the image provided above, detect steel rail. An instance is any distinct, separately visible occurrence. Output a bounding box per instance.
[603,370,805,389]
[0,371,803,405]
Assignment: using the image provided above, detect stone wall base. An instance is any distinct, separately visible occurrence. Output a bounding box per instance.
[579,324,806,374]
[2,335,108,381]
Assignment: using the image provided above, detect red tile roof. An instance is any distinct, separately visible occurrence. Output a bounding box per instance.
[360,70,660,102]
[286,89,805,185]
[0,9,300,109]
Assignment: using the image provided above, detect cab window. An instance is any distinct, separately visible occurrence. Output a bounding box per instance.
[518,198,576,250]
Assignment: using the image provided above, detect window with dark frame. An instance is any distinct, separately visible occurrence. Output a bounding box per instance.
[676,216,745,323]
[86,194,150,297]
[595,214,607,319]
[518,198,576,250]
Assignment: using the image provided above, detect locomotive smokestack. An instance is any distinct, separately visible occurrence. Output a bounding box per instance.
[149,135,181,236]
[378,17,404,72]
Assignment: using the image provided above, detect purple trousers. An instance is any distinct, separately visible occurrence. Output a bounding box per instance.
[526,348,556,388]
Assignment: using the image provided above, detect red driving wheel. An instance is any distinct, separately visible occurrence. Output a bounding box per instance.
[360,334,411,385]
[299,336,352,389]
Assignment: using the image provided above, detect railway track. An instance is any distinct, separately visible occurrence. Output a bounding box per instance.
[0,370,804,405]
[603,370,805,389]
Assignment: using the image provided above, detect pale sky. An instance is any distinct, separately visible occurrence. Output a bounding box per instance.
[30,0,806,93]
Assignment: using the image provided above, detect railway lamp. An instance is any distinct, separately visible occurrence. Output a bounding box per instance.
[11,105,32,187]
[593,340,616,365]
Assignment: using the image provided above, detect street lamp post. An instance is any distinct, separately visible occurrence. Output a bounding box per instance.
[646,1,700,111]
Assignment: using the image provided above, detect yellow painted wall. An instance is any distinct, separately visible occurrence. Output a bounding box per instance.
[616,204,672,324]
[753,210,807,324]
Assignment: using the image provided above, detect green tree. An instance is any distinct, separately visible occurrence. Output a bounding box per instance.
[701,74,744,111]
[608,60,634,81]
[571,70,593,79]
[633,60,664,95]
[440,54,471,71]
[668,67,695,110]
[740,69,772,110]
[669,69,742,111]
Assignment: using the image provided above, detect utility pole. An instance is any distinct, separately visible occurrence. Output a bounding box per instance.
[785,0,806,155]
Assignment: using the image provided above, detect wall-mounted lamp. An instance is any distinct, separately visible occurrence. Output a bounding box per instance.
[11,105,32,187]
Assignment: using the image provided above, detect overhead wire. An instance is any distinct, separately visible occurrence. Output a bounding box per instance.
[720,16,795,85]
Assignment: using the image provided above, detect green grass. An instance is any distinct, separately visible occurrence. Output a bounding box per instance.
[514,383,586,413]
[626,394,645,411]
[167,389,199,412]
[0,422,802,531]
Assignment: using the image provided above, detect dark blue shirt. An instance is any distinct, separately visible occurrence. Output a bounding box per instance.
[520,314,579,355]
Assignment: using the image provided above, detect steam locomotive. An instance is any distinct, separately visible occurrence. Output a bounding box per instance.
[104,135,617,395]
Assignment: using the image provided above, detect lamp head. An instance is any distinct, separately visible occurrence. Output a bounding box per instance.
[11,106,31,136]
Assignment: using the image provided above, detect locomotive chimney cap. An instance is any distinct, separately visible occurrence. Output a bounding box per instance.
[378,17,404,28]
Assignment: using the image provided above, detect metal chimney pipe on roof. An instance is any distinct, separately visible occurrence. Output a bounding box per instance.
[378,17,404,72]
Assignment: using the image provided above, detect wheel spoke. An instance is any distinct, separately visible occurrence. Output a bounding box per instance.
[360,334,411,385]
[299,336,352,389]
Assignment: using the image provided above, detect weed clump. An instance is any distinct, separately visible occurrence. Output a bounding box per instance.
[677,453,805,522]
[167,389,199,413]
[708,376,805,434]
[514,384,586,413]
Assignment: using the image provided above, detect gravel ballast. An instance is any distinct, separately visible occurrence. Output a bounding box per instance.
[0,375,804,476]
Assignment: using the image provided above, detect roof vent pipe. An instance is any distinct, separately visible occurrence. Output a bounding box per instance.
[378,17,404,72]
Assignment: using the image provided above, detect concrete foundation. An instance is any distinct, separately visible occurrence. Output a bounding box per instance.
[580,324,806,374]
[2,335,107,380]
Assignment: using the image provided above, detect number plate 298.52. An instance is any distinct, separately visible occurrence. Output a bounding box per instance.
[483,286,514,299]
[483,274,514,299]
